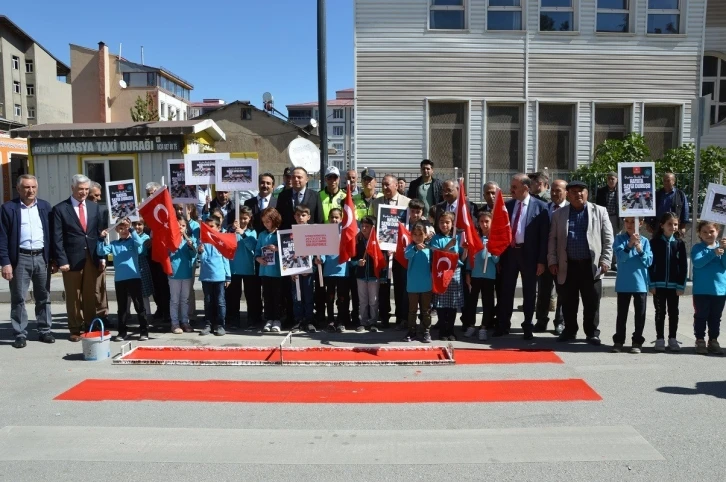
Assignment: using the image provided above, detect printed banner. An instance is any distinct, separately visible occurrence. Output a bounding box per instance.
[702,183,726,225]
[184,153,230,185]
[105,180,138,225]
[291,223,341,257]
[167,159,197,204]
[216,158,258,192]
[277,229,313,277]
[617,162,656,217]
[376,204,409,251]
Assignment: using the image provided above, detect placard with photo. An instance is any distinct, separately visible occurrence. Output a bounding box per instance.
[702,183,726,225]
[167,159,197,203]
[216,158,258,192]
[617,162,656,217]
[376,204,409,251]
[105,180,138,225]
[277,229,313,277]
[184,153,230,185]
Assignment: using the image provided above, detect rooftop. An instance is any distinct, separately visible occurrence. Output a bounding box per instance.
[0,16,70,76]
[287,88,355,109]
[10,120,225,141]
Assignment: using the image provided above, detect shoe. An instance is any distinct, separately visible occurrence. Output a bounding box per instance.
[172,326,183,335]
[181,324,194,333]
[478,329,488,341]
[306,324,317,333]
[629,344,642,354]
[464,326,477,338]
[611,343,624,353]
[654,338,666,352]
[138,332,149,341]
[112,334,127,342]
[326,323,336,333]
[38,332,55,344]
[291,321,302,333]
[404,331,416,342]
[667,338,680,352]
[215,327,226,336]
[491,329,509,337]
[69,334,82,342]
[532,322,548,333]
[523,331,534,341]
[708,339,723,355]
[422,332,432,343]
[696,339,708,355]
[199,325,212,336]
[355,325,365,333]
[549,300,556,312]
[587,336,601,346]
[368,325,380,333]
[336,324,345,333]
[12,336,26,349]
[271,321,281,333]
[557,333,576,342]
[554,323,565,335]
[263,321,273,332]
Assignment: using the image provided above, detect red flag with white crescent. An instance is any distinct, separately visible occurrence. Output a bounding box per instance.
[150,234,173,275]
[200,222,238,260]
[432,249,458,295]
[455,179,484,267]
[365,226,386,279]
[138,186,182,250]
[487,189,512,256]
[394,221,411,268]
[339,183,358,263]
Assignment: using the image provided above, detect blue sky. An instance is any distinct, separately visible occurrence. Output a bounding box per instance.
[3,0,353,110]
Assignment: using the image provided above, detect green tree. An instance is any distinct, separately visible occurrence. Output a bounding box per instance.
[130,92,159,122]
[573,133,650,188]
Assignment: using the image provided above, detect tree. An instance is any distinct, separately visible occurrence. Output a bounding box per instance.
[130,92,159,122]
[573,133,650,187]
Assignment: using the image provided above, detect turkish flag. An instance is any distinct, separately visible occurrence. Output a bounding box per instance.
[200,221,238,260]
[455,179,484,266]
[151,234,173,275]
[432,249,459,295]
[138,186,182,249]
[394,221,411,268]
[339,183,358,263]
[487,189,512,257]
[366,227,386,278]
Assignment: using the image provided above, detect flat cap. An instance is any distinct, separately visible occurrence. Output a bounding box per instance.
[566,180,588,190]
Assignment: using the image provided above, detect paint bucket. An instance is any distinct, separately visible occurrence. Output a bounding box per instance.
[81,318,111,361]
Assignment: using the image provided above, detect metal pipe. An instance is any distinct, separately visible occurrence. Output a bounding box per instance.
[317,0,328,184]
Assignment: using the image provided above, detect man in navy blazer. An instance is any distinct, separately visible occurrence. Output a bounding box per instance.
[242,172,278,233]
[495,173,550,340]
[0,175,55,348]
[276,167,324,229]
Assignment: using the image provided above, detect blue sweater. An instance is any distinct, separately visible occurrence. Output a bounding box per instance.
[96,231,144,282]
[169,238,198,280]
[429,233,464,268]
[198,243,231,282]
[230,228,258,276]
[188,219,200,240]
[255,230,281,277]
[613,233,652,293]
[320,254,348,277]
[692,242,726,296]
[404,244,432,293]
[468,236,499,280]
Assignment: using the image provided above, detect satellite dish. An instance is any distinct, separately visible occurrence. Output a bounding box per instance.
[119,79,127,89]
[309,119,318,128]
[262,92,273,103]
[287,138,321,174]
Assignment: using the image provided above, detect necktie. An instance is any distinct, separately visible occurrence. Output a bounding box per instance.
[510,202,522,247]
[259,197,267,211]
[79,202,87,232]
[449,203,455,212]
[554,204,560,211]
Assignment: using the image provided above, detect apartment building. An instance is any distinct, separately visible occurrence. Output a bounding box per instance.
[189,99,226,119]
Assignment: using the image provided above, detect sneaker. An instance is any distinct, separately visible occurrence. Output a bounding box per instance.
[306,323,317,333]
[355,325,365,333]
[696,339,708,355]
[708,339,723,355]
[667,338,680,352]
[464,326,477,338]
[112,334,127,342]
[422,332,432,343]
[654,338,666,352]
[263,321,273,332]
[199,325,212,336]
[478,329,488,341]
[326,323,337,333]
[336,324,345,333]
[172,326,183,335]
[215,327,226,337]
[611,343,624,353]
[271,321,281,333]
[291,321,302,333]
[368,324,380,333]
[404,331,416,342]
[629,344,642,354]
[181,324,194,333]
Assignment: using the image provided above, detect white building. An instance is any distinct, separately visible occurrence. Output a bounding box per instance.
[287,88,355,171]
[356,0,725,193]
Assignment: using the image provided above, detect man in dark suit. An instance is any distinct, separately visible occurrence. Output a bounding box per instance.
[243,172,278,233]
[595,172,620,271]
[433,180,477,234]
[0,174,55,348]
[52,174,103,341]
[276,167,324,229]
[495,174,550,340]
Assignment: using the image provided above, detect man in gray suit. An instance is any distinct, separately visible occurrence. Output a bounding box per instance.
[547,180,613,345]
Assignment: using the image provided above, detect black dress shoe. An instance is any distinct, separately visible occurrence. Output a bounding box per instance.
[557,333,576,342]
[587,336,602,346]
[532,323,548,333]
[12,336,27,348]
[523,331,534,341]
[38,332,55,344]
[491,329,510,337]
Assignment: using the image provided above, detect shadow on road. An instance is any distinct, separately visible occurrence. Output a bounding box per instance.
[657,381,726,400]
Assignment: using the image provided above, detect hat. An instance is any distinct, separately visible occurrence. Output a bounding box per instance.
[283,167,293,176]
[566,180,588,190]
[607,171,617,177]
[361,168,376,180]
[325,166,340,178]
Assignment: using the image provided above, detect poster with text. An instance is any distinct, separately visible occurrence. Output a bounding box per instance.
[105,180,138,225]
[167,159,197,204]
[291,223,341,256]
[184,153,229,185]
[377,204,409,251]
[701,183,726,225]
[277,229,313,277]
[216,158,258,192]
[617,162,656,217]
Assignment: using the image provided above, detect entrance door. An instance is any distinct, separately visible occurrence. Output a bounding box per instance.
[84,158,135,203]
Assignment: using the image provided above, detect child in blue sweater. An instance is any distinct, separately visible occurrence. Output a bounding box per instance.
[168,216,197,334]
[430,212,465,341]
[464,211,500,342]
[255,208,283,333]
[227,206,258,330]
[197,217,231,336]
[97,218,148,342]
[404,222,433,343]
[691,221,726,355]
[316,208,349,333]
[612,217,653,353]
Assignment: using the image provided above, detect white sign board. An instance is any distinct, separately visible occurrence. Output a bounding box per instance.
[167,159,197,204]
[277,229,313,277]
[702,183,726,225]
[376,204,409,251]
[105,179,138,225]
[291,223,340,256]
[617,162,656,218]
[216,158,258,192]
[184,153,229,185]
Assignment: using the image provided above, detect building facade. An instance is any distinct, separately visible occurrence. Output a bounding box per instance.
[71,43,193,123]
[0,16,72,126]
[189,99,226,119]
[287,88,355,171]
[0,117,28,202]
[356,0,724,194]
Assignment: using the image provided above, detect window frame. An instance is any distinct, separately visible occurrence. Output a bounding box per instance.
[426,99,470,174]
[485,102,524,172]
[26,84,35,96]
[701,54,726,126]
[428,0,468,31]
[593,104,632,153]
[642,104,681,160]
[27,106,36,119]
[487,0,524,32]
[646,0,683,35]
[11,56,19,70]
[13,81,21,94]
[160,102,166,118]
[25,60,34,73]
[539,0,578,33]
[596,0,632,34]
[13,104,21,117]
[332,125,345,137]
[537,103,576,171]
[332,109,344,119]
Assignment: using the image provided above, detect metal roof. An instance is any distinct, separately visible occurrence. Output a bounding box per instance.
[10,119,226,141]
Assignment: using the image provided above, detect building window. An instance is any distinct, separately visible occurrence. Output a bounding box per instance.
[594,105,631,149]
[332,143,344,155]
[487,104,522,171]
[27,107,35,119]
[702,55,726,125]
[241,107,252,120]
[332,126,344,136]
[14,104,21,117]
[430,0,466,30]
[12,56,19,70]
[160,102,166,118]
[25,60,33,73]
[647,0,680,34]
[643,105,680,160]
[351,124,354,136]
[26,84,35,96]
[13,81,21,94]
[597,0,630,33]
[332,109,344,119]
[488,0,523,31]
[429,102,468,171]
[538,104,575,170]
[183,110,187,120]
[540,0,575,32]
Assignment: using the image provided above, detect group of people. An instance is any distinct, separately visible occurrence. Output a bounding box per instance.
[2,161,722,355]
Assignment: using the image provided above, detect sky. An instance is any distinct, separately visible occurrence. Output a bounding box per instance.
[3,0,354,110]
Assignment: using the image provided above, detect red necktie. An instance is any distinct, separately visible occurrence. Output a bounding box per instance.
[79,202,87,232]
[510,202,522,247]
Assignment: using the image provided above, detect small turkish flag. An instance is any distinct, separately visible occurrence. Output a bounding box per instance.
[455,179,483,267]
[150,234,173,275]
[366,227,386,278]
[139,186,182,267]
[200,222,238,259]
[339,183,358,263]
[487,189,512,257]
[394,221,411,268]
[432,249,459,295]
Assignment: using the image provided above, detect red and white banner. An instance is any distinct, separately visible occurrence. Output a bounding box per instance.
[138,186,182,275]
[487,189,512,256]
[366,227,386,279]
[394,221,411,268]
[339,183,358,263]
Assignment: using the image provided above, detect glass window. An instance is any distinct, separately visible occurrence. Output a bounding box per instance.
[701,55,726,126]
[27,107,35,119]
[26,84,34,96]
[160,102,166,118]
[14,104,21,116]
[594,105,631,149]
[429,102,468,171]
[540,12,574,31]
[13,81,21,94]
[333,109,344,119]
[333,126,344,136]
[643,105,680,160]
[647,0,680,34]
[12,56,19,70]
[487,104,522,172]
[488,0,522,31]
[25,60,33,73]
[597,0,630,33]
[147,73,156,87]
[430,0,466,30]
[538,104,574,170]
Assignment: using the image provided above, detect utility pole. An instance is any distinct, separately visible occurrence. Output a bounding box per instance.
[317,0,328,185]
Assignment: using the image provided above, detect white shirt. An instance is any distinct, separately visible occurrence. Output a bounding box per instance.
[550,200,567,215]
[197,186,210,204]
[445,199,459,212]
[513,195,530,244]
[19,200,44,250]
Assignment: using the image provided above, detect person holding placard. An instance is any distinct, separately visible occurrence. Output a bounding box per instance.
[256,208,283,333]
[691,221,726,355]
[352,216,386,332]
[290,206,317,334]
[316,208,350,333]
[227,207,260,330]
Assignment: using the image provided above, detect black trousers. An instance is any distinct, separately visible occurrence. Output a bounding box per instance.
[498,248,538,330]
[438,308,457,337]
[149,259,170,320]
[324,277,350,323]
[653,288,680,340]
[614,292,647,345]
[225,275,244,325]
[536,269,563,327]
[392,260,408,323]
[379,279,392,325]
[561,259,602,338]
[281,276,294,326]
[262,277,282,321]
[464,278,496,330]
[115,279,147,336]
[243,275,262,324]
[348,274,360,325]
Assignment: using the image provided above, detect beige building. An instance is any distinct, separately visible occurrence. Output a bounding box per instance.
[0,16,72,125]
[71,43,193,123]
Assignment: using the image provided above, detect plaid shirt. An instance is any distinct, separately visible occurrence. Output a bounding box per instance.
[566,206,590,261]
[606,189,618,216]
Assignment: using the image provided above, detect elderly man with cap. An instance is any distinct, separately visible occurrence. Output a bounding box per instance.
[548,180,613,345]
[320,166,347,221]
